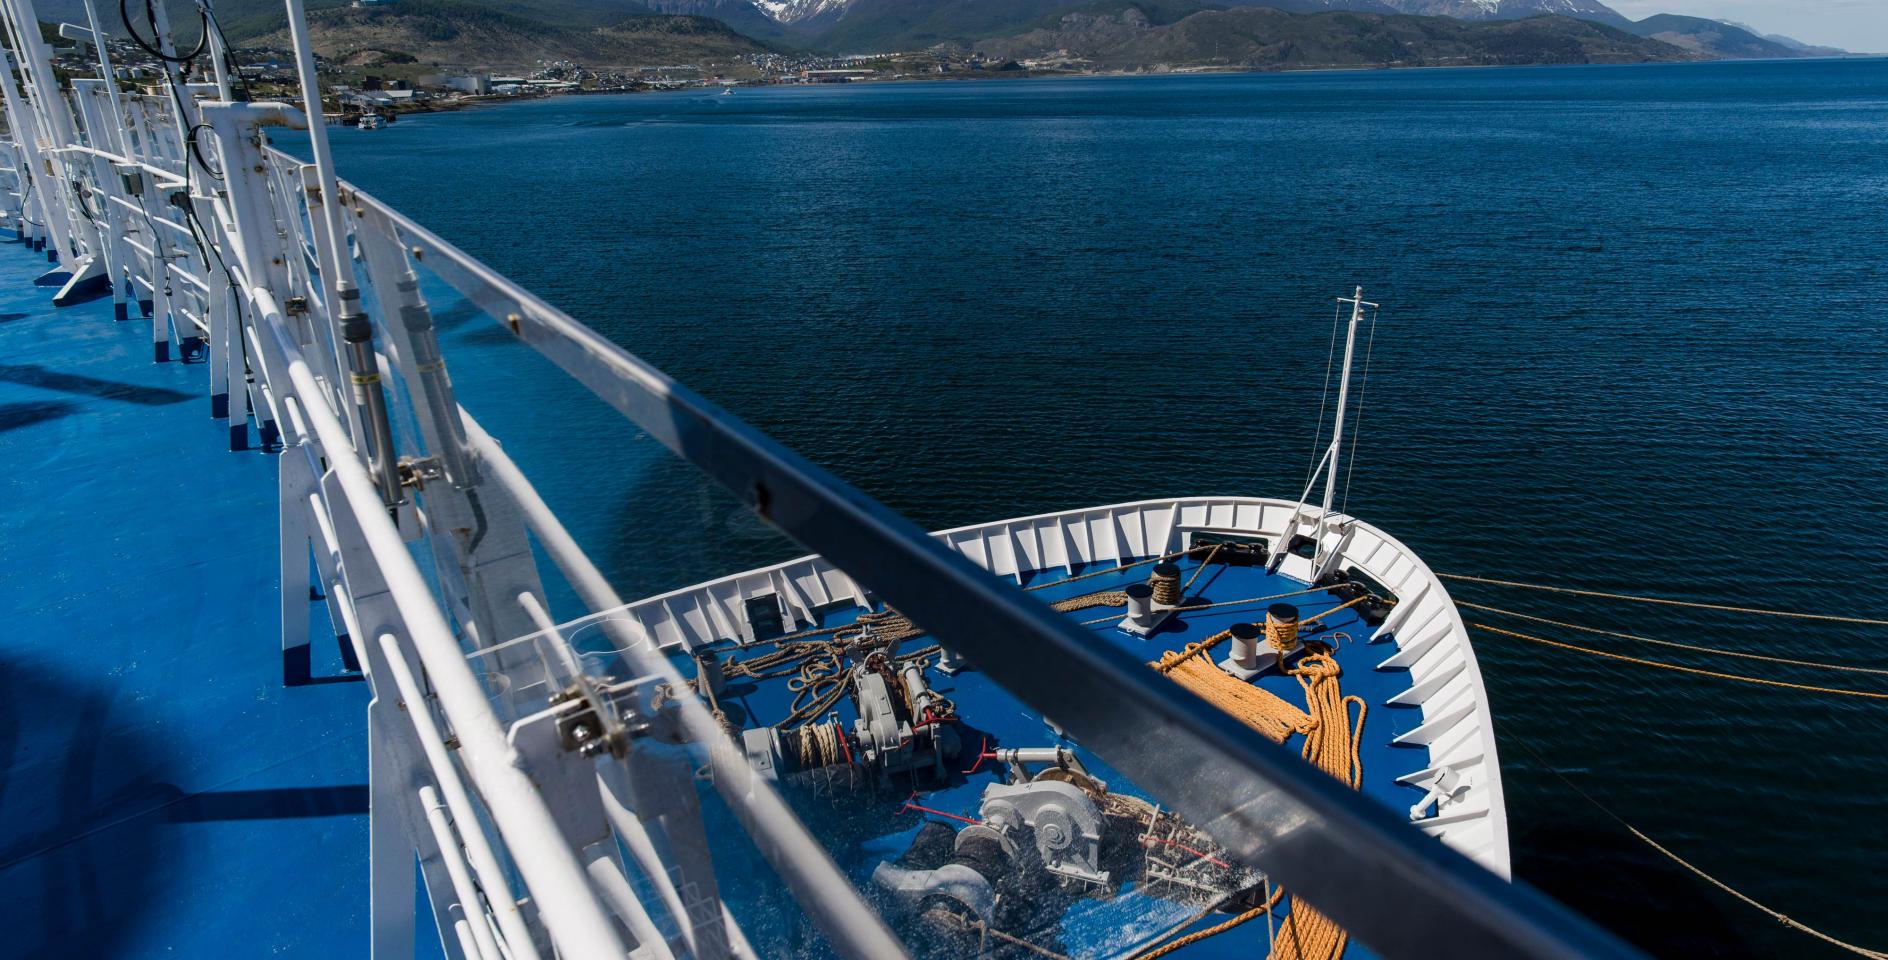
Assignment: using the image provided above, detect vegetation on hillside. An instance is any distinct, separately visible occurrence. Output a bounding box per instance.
[979,7,1697,69]
[243,0,770,69]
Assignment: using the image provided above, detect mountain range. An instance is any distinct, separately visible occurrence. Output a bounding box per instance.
[979,6,1699,70]
[624,0,1846,59]
[46,0,1851,69]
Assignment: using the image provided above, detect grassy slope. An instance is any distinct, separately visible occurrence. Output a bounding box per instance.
[981,7,1696,68]
[1622,13,1800,59]
[44,0,1739,69]
[813,0,1080,53]
[238,0,767,69]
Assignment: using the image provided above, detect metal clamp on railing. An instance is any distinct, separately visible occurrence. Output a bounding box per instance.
[334,280,405,513]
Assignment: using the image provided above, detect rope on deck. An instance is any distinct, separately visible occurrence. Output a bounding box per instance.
[1023,547,1198,593]
[1438,573,1888,626]
[1142,640,1364,960]
[1129,901,1273,960]
[1077,587,1349,627]
[1152,638,1309,744]
[1460,600,1888,676]
[1050,590,1127,613]
[1500,725,1888,960]
[1469,623,1888,700]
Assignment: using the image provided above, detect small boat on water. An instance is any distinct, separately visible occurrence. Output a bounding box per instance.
[358,113,385,129]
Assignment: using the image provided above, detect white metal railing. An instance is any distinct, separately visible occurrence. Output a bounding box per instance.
[0,0,1646,957]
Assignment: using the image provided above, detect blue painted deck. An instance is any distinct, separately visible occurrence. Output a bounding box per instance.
[0,240,370,958]
[664,555,1420,959]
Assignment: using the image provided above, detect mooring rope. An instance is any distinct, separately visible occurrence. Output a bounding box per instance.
[1051,590,1129,613]
[1129,901,1275,960]
[1024,548,1197,593]
[1500,725,1888,960]
[1459,600,1888,676]
[984,925,1073,960]
[1439,573,1888,626]
[1077,587,1337,626]
[932,913,1073,960]
[1183,543,1224,593]
[1469,623,1888,700]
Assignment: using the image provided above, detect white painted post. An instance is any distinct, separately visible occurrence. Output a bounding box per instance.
[78,0,132,152]
[280,447,313,684]
[151,256,174,361]
[202,3,234,101]
[1315,286,1375,572]
[68,81,129,318]
[0,46,69,263]
[282,0,351,293]
[0,0,105,265]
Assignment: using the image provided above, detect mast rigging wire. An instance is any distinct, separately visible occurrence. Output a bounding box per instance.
[1302,301,1342,496]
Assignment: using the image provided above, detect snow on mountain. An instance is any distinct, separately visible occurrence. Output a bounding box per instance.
[1379,0,1632,30]
[751,0,849,23]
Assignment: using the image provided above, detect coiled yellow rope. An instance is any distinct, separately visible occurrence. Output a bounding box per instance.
[1265,607,1300,656]
[1439,573,1888,626]
[1144,640,1363,960]
[1153,639,1312,744]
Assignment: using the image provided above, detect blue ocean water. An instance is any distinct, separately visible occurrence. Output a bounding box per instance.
[292,59,1888,958]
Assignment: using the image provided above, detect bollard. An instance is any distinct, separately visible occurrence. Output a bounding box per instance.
[1125,582,1154,628]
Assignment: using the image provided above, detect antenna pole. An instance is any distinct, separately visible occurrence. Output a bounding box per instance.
[1315,286,1376,568]
[1321,287,1367,522]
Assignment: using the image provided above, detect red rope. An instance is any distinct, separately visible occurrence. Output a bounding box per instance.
[1139,833,1229,869]
[901,792,982,825]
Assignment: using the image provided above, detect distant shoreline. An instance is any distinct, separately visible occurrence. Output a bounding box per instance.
[372,53,1883,121]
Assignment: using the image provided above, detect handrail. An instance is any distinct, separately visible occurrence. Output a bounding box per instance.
[464,414,911,960]
[345,184,1640,959]
[49,142,188,186]
[378,632,542,960]
[251,286,629,958]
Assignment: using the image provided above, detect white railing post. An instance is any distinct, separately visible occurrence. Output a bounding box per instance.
[68,80,130,319]
[0,0,105,280]
[0,45,69,265]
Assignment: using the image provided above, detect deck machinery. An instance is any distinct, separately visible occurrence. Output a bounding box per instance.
[534,497,1513,959]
